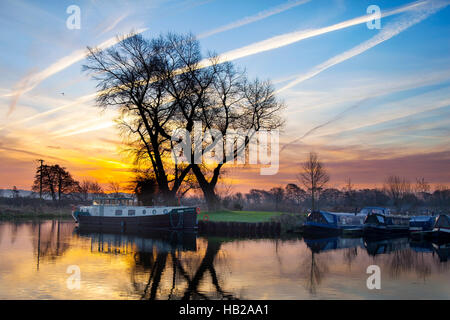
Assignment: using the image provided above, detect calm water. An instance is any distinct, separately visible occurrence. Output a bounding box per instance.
[0,220,449,299]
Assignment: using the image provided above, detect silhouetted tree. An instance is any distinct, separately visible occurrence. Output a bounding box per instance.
[384,175,412,212]
[83,32,284,210]
[32,165,79,201]
[298,152,330,211]
[131,170,158,205]
[79,179,104,200]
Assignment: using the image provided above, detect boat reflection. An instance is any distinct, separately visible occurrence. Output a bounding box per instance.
[363,237,410,256]
[304,236,364,253]
[75,228,237,300]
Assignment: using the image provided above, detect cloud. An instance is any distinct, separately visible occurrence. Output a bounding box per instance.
[197,0,311,39]
[0,93,97,131]
[280,99,370,151]
[5,28,148,116]
[276,0,450,92]
[210,0,433,64]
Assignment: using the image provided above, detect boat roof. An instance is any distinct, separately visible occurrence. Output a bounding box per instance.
[317,210,358,217]
[410,216,436,221]
[94,197,134,200]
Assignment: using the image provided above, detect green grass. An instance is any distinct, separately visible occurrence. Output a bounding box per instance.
[200,210,287,223]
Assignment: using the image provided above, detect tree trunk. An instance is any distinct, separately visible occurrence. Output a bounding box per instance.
[191,164,221,212]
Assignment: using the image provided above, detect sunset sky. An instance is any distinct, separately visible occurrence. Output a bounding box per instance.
[1,0,449,193]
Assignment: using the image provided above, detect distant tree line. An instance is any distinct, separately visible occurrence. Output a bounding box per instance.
[219,179,449,215]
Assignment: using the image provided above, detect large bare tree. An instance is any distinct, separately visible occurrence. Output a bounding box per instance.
[83,33,284,209]
[298,152,330,211]
[83,33,192,204]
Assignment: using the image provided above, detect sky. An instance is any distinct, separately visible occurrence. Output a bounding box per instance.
[0,0,449,193]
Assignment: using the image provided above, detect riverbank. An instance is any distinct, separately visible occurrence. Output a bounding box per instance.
[201,210,286,222]
[0,205,72,220]
[0,206,306,233]
[201,210,306,233]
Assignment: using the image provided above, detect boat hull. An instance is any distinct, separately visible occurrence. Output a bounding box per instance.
[363,224,409,237]
[302,223,341,237]
[76,209,197,232]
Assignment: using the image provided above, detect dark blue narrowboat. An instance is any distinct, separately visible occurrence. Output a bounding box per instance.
[409,216,436,232]
[430,214,450,240]
[363,210,410,236]
[303,210,366,237]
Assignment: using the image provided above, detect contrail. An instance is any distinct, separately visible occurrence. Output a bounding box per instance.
[280,99,369,152]
[277,0,450,92]
[197,0,311,39]
[5,28,147,116]
[279,0,449,151]
[4,1,436,132]
[211,0,432,64]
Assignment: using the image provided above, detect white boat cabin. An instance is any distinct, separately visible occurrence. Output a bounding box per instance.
[77,197,188,217]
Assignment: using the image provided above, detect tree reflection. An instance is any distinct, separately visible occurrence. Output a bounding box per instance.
[81,230,239,300]
[302,239,330,295]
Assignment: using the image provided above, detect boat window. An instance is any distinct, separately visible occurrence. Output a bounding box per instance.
[115,210,122,216]
[322,213,335,224]
[376,215,385,224]
[163,209,168,214]
[307,212,329,224]
[142,210,146,215]
[128,210,135,216]
[152,209,157,215]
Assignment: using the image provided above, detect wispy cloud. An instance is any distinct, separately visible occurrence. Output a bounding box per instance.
[277,0,450,92]
[211,0,432,63]
[197,0,311,39]
[5,28,148,116]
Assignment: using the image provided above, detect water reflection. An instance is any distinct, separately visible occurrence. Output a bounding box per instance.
[0,220,450,299]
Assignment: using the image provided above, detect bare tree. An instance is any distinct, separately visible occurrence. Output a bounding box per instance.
[32,164,79,201]
[108,181,122,198]
[415,177,430,194]
[285,183,306,207]
[79,179,104,200]
[383,175,411,212]
[83,32,284,210]
[298,152,330,211]
[83,33,192,205]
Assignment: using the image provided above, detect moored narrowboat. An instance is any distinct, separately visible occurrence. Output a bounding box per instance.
[72,197,198,232]
[303,210,366,236]
[430,214,450,240]
[363,211,410,236]
[409,215,436,232]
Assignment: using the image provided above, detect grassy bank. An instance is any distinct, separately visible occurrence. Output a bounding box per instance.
[201,210,287,222]
[0,205,73,220]
[201,210,307,233]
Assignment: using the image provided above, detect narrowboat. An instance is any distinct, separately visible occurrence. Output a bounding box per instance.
[363,210,410,236]
[303,210,366,237]
[359,207,391,215]
[429,214,450,240]
[72,197,198,232]
[409,215,436,232]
